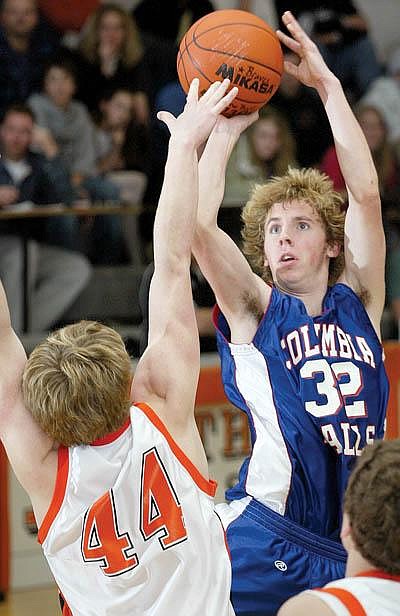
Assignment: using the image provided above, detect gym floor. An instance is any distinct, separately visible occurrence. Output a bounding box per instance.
[0,586,59,615]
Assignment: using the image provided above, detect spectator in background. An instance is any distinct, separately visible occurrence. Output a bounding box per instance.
[0,104,91,333]
[320,103,400,336]
[272,51,332,167]
[77,4,150,124]
[223,106,297,206]
[320,104,399,201]
[362,46,400,158]
[0,0,60,115]
[94,87,149,178]
[94,87,149,265]
[275,0,381,99]
[28,57,125,264]
[0,103,78,248]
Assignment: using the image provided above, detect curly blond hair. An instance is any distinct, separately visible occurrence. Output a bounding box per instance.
[22,321,132,446]
[79,3,143,68]
[242,167,345,285]
[344,439,400,575]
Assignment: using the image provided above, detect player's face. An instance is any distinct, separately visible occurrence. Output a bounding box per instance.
[263,200,339,292]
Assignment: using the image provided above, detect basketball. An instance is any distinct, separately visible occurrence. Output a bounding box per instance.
[177,10,283,117]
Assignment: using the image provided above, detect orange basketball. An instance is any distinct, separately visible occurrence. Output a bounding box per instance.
[177,10,283,117]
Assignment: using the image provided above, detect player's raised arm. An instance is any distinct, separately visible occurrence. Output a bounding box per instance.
[193,112,271,341]
[0,279,55,511]
[277,11,385,336]
[132,80,238,426]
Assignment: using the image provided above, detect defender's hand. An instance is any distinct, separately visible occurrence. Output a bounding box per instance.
[213,110,259,137]
[157,79,239,149]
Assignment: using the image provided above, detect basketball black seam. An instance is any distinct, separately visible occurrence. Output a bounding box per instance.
[178,34,192,90]
[183,31,214,89]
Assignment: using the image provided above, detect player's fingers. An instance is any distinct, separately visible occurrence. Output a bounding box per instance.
[283,60,299,79]
[282,11,310,46]
[213,86,238,114]
[276,29,301,54]
[186,78,199,105]
[207,79,232,107]
[156,111,176,133]
[201,80,225,103]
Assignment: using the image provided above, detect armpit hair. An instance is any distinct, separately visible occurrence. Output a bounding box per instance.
[357,285,371,307]
[242,291,264,323]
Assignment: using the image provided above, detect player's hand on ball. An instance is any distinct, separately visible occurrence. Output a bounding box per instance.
[214,110,259,137]
[157,78,238,147]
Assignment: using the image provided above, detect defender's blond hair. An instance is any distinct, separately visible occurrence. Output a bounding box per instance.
[242,167,345,285]
[22,321,132,447]
[79,4,143,68]
[344,439,400,575]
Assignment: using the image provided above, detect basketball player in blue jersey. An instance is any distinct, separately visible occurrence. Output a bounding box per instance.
[193,11,388,616]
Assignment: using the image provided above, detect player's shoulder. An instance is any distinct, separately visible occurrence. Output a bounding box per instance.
[277,590,336,616]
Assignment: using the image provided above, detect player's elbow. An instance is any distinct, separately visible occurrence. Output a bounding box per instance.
[193,224,218,255]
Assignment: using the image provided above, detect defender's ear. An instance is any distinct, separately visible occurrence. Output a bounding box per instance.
[340,512,354,553]
[327,241,341,258]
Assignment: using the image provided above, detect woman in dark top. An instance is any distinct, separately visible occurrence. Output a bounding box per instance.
[76,4,150,124]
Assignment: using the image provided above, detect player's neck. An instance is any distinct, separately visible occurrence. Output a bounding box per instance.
[277,284,328,317]
[276,271,330,317]
[345,549,373,577]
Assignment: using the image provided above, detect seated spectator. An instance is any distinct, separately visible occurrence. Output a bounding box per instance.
[321,103,400,335]
[28,57,126,264]
[321,104,399,201]
[0,0,60,115]
[94,87,150,264]
[95,87,149,178]
[272,51,333,167]
[362,46,400,157]
[278,439,400,615]
[77,4,150,124]
[223,106,297,206]
[0,104,91,333]
[275,0,381,99]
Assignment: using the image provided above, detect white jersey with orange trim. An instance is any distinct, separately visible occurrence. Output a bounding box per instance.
[307,570,400,615]
[38,403,234,616]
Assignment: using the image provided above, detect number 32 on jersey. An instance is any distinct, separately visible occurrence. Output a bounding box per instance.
[81,447,187,576]
[300,358,376,456]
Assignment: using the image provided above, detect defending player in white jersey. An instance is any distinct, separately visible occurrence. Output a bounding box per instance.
[278,438,400,616]
[0,78,237,616]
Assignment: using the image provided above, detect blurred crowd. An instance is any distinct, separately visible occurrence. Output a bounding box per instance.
[0,0,399,342]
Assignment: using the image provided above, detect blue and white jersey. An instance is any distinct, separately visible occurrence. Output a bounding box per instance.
[215,283,388,542]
